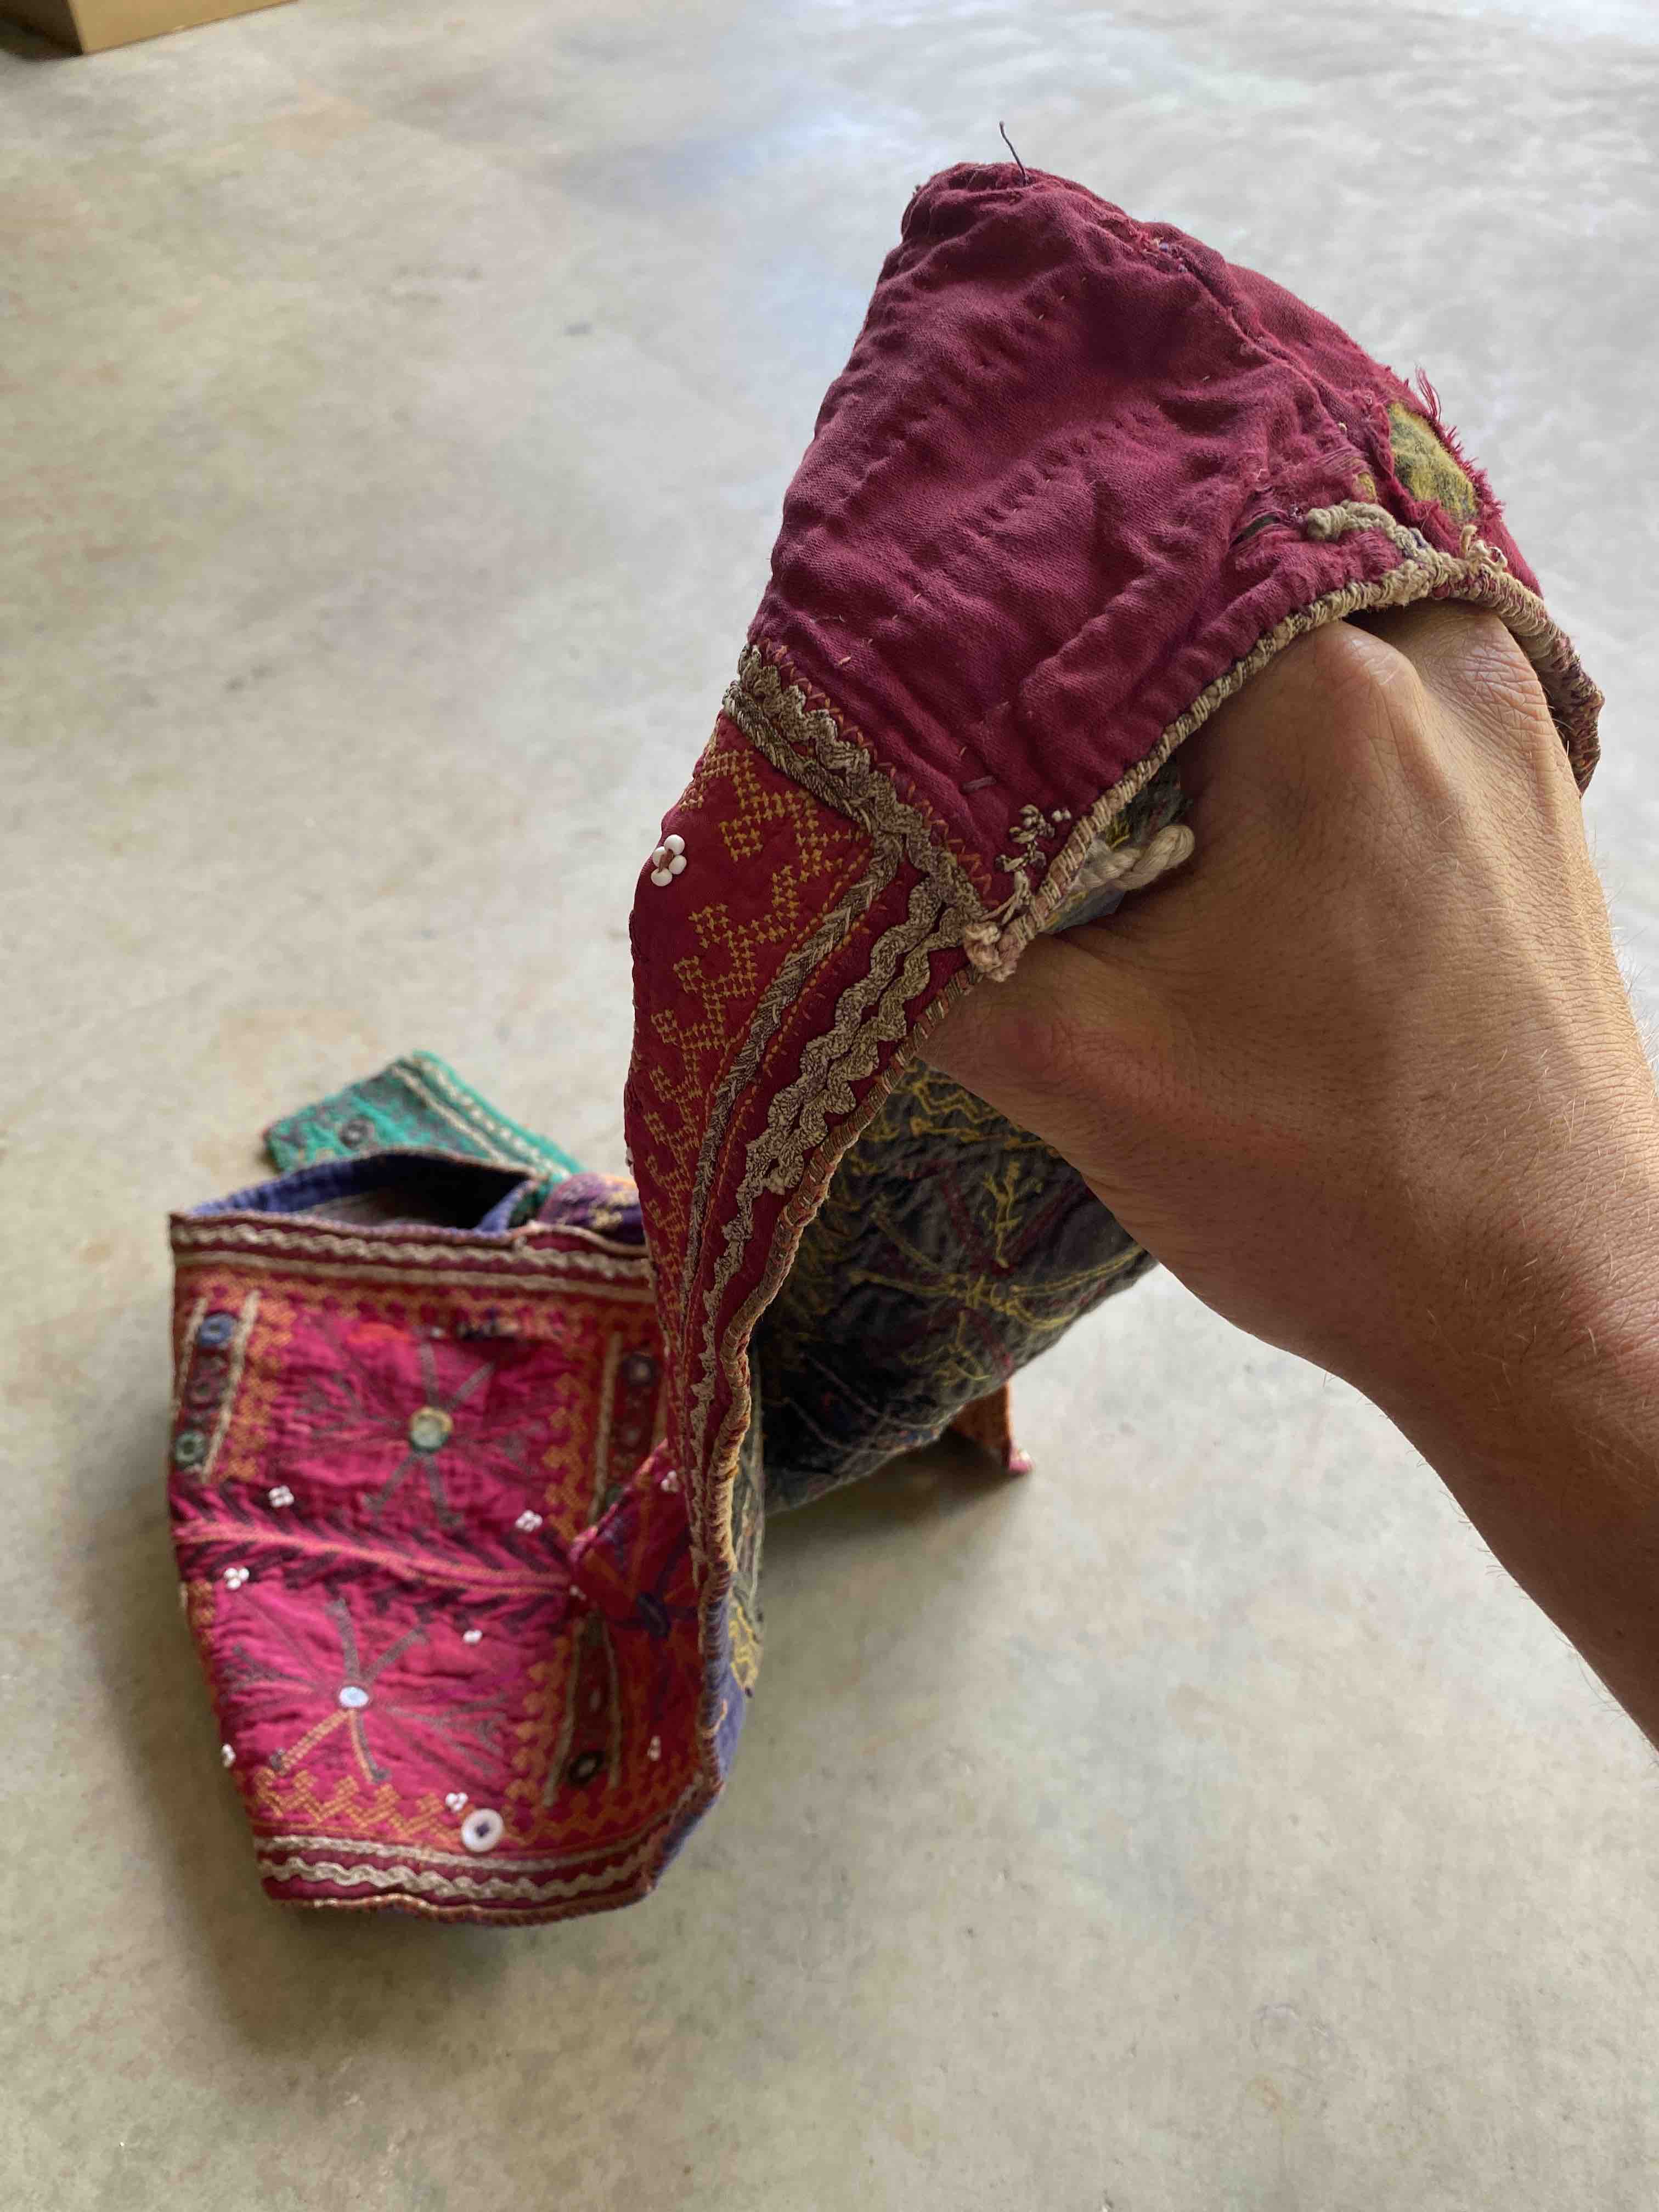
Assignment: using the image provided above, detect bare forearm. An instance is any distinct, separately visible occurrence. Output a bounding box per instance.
[920,601,1659,1754]
[1362,1153,1659,1751]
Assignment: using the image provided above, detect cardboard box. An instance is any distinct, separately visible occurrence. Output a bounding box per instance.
[5,0,294,52]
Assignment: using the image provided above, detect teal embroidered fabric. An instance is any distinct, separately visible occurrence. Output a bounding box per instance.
[263,1049,582,1227]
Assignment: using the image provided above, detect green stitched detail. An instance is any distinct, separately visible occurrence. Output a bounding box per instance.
[263,1050,583,1186]
[1386,401,1478,524]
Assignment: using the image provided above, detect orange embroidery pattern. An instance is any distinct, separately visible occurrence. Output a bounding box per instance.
[628,714,874,1337]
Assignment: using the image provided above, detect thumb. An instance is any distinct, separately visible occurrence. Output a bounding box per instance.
[915,926,1174,1198]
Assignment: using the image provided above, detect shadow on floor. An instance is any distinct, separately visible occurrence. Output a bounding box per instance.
[0,21,70,59]
[761,1427,1026,1557]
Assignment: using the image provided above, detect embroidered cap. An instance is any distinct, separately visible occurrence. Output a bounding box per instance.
[622,160,1601,1870]
[168,162,1602,1927]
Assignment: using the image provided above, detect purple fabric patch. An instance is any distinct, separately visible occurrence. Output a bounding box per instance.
[535,1171,646,1245]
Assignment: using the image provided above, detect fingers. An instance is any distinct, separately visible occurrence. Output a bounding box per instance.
[922,601,1561,1183]
[1342,601,1559,762]
[1185,603,1547,794]
[1169,630,1324,809]
[1174,619,1389,821]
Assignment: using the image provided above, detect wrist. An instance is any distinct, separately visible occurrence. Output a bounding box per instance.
[1363,1156,1659,1469]
[1355,1155,1659,1741]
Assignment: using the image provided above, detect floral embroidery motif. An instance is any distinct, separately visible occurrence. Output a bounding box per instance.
[754,1054,1149,1507]
[234,1596,503,1790]
[293,1329,541,1533]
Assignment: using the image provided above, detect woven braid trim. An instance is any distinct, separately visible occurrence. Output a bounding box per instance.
[967,504,1602,982]
[258,1854,648,1905]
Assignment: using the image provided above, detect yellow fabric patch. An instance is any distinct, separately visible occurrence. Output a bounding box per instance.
[1386,401,1479,523]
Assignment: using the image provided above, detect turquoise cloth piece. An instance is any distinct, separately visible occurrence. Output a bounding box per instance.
[266,1049,578,1166]
[263,1051,582,1230]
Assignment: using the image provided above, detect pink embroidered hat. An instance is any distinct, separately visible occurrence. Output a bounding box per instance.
[622,159,1600,1881]
[170,161,1601,1924]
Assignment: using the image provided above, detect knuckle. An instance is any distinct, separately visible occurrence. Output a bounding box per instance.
[1439,620,1553,739]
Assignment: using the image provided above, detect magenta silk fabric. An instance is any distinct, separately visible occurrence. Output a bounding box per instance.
[752,161,1599,923]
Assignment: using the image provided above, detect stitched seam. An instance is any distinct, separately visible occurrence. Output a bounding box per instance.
[405,1056,573,1171]
[171,1256,654,1300]
[173,1222,651,1275]
[685,884,966,1739]
[262,1893,650,1923]
[196,1290,259,1487]
[979,532,1601,982]
[685,872,951,1488]
[257,1852,658,1904]
[690,933,975,1652]
[173,1517,573,1596]
[256,1816,686,1870]
[822,420,1115,672]
[669,751,887,1345]
[738,637,997,903]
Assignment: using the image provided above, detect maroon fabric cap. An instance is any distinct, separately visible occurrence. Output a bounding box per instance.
[749,159,1601,980]
[620,160,1605,1892]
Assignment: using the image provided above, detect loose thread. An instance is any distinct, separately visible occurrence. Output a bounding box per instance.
[998,121,1029,182]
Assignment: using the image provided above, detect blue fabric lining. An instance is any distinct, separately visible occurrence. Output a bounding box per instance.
[190,1153,532,1228]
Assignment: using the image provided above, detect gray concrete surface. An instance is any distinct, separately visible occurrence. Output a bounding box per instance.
[4,2,1658,2205]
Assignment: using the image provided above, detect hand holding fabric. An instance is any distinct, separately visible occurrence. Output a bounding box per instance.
[921,598,1659,1750]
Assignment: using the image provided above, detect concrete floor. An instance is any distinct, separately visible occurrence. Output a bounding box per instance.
[5,1,1659,2204]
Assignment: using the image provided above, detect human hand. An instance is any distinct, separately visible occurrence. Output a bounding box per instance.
[917,602,1659,1412]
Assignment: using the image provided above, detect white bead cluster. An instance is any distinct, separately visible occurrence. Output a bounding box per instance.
[659,1468,680,1493]
[461,1626,483,1645]
[515,1509,543,1533]
[649,833,686,887]
[222,1565,250,1589]
[268,1485,294,1509]
[444,1790,468,1813]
